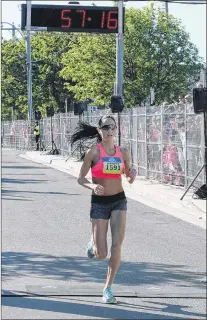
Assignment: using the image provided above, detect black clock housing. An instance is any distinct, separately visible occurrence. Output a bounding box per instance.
[21,4,124,33]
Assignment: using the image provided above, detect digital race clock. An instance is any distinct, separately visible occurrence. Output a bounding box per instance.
[21,4,124,33]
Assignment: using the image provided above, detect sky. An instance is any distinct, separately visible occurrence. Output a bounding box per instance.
[1,0,206,61]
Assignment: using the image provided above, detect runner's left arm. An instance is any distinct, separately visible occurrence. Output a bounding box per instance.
[121,147,137,184]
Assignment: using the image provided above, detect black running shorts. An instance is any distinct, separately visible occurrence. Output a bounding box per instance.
[90,191,127,220]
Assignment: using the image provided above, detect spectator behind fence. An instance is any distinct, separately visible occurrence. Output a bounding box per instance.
[185,94,193,113]
[176,122,185,172]
[185,94,193,103]
[10,123,15,146]
[34,121,40,151]
[196,81,203,88]
[178,93,186,104]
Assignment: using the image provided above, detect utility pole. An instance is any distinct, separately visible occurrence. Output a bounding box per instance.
[26,0,33,120]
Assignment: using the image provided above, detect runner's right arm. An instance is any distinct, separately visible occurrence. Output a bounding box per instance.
[77,147,98,191]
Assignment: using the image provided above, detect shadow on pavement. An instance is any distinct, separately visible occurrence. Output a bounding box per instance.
[2,198,32,202]
[1,295,205,319]
[2,165,48,169]
[4,173,46,176]
[1,189,81,197]
[2,178,48,184]
[2,252,205,289]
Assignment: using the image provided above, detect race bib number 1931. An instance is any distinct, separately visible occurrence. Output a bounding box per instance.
[102,157,122,174]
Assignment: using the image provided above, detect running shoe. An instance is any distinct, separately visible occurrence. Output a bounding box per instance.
[86,235,95,259]
[102,286,117,304]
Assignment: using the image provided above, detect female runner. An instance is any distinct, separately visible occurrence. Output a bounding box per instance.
[71,115,137,304]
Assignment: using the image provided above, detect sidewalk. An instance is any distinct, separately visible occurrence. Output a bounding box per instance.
[20,151,206,229]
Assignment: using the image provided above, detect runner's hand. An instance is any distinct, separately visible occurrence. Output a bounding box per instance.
[93,184,105,195]
[127,168,137,184]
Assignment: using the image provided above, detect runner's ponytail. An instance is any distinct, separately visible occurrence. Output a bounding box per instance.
[71,122,101,145]
[70,115,116,160]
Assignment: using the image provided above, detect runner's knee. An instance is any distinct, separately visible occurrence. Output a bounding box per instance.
[95,247,107,260]
[111,242,122,254]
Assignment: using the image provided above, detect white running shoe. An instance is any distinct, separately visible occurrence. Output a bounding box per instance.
[102,286,117,304]
[86,235,95,259]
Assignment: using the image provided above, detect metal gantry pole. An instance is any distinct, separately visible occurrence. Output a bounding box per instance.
[165,0,169,14]
[26,0,33,120]
[116,0,124,97]
[116,0,124,146]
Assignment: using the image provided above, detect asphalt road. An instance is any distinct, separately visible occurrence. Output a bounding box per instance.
[1,149,206,319]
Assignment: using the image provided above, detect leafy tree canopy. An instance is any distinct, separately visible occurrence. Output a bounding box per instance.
[61,4,203,106]
[1,4,203,120]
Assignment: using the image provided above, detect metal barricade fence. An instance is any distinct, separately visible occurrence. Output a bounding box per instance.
[2,103,205,187]
[1,120,36,151]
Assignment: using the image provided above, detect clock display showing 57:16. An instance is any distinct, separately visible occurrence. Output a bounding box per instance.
[61,9,118,29]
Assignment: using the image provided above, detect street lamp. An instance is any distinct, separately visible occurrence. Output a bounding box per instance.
[1,22,25,39]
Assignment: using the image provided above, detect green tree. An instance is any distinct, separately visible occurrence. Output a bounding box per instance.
[60,4,203,106]
[1,33,75,119]
[1,39,28,120]
[31,33,76,115]
[61,34,116,105]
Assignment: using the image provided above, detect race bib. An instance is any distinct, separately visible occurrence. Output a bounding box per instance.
[102,157,122,174]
